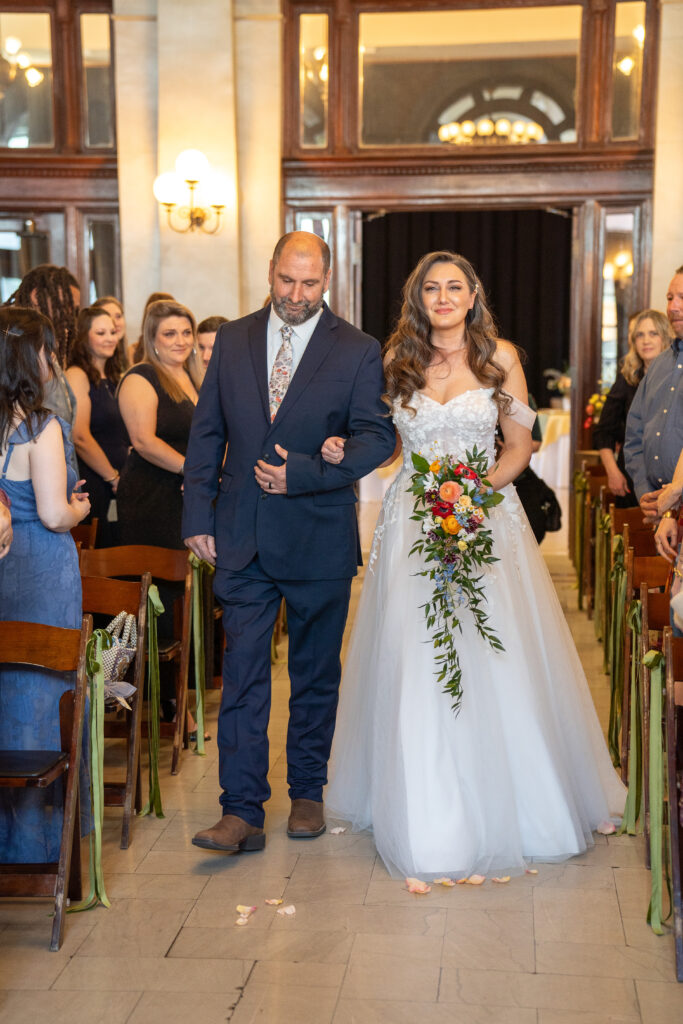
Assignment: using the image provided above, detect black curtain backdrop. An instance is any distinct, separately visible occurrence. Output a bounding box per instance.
[361,209,572,404]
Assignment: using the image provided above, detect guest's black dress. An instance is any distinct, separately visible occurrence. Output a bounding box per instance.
[116,365,196,697]
[78,377,129,547]
[592,373,639,509]
[116,364,194,550]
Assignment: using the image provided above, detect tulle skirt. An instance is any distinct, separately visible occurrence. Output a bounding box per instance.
[326,475,625,880]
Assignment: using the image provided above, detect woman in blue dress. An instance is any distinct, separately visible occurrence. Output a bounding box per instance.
[0,307,91,862]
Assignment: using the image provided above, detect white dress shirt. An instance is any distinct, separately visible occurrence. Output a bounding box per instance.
[267,305,324,380]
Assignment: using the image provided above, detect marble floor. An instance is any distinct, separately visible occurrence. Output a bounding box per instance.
[1,502,682,1023]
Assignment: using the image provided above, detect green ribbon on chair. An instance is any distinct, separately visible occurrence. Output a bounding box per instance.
[599,513,612,672]
[594,511,610,645]
[69,629,111,913]
[573,471,589,609]
[642,648,672,934]
[140,584,165,818]
[608,534,626,768]
[188,554,215,757]
[619,599,643,835]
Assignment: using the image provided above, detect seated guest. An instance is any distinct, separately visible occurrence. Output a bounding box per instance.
[0,307,90,862]
[197,315,229,370]
[132,291,175,365]
[66,307,130,547]
[595,309,673,507]
[3,264,81,474]
[93,295,129,370]
[117,299,201,549]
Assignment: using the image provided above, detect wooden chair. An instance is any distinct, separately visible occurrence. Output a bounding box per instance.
[70,518,99,550]
[581,465,607,619]
[80,573,150,849]
[641,588,671,868]
[620,542,670,781]
[79,546,192,775]
[0,616,92,951]
[664,627,683,981]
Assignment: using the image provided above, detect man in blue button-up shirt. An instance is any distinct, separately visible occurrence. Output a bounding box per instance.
[624,267,683,542]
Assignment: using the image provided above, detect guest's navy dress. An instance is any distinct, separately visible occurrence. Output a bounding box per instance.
[116,364,194,550]
[78,376,129,547]
[0,415,86,863]
[592,373,639,509]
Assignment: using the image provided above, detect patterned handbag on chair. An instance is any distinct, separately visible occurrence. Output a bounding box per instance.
[101,611,137,709]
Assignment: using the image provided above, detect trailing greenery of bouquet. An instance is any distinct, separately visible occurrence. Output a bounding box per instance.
[408,447,505,713]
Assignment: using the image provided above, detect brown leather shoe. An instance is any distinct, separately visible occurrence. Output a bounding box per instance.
[287,798,326,839]
[192,814,265,853]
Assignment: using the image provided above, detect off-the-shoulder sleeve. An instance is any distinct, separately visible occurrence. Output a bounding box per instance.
[504,395,537,432]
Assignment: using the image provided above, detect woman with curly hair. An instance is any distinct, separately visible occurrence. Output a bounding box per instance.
[594,309,673,507]
[323,251,625,882]
[3,264,81,474]
[66,307,130,546]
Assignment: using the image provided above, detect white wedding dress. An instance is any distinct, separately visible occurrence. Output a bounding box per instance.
[326,388,625,880]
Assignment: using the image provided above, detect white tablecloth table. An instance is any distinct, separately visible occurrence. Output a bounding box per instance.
[530,408,571,490]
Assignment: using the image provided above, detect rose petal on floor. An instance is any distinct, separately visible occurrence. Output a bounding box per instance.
[455,878,468,885]
[434,877,456,887]
[466,875,486,885]
[492,876,511,884]
[265,898,283,906]
[235,917,250,926]
[277,904,296,916]
[596,821,617,835]
[525,869,539,875]
[330,826,347,835]
[236,905,257,917]
[405,877,431,894]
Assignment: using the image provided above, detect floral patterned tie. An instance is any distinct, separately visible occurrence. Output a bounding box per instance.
[269,325,293,421]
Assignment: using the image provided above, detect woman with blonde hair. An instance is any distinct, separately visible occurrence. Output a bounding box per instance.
[116,299,201,548]
[324,250,624,882]
[594,308,673,507]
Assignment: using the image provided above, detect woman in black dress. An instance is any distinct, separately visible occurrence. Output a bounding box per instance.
[594,309,673,508]
[116,299,202,548]
[66,307,129,545]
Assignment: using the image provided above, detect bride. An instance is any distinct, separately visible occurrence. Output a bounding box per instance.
[323,251,625,881]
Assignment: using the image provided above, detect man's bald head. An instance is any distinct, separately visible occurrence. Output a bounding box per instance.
[272,232,331,276]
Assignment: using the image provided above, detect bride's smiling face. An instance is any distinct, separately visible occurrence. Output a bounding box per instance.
[421,262,476,336]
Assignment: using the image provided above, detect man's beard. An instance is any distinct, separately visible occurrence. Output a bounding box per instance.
[270,288,323,326]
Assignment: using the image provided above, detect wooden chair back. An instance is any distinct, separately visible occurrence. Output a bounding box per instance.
[623,523,657,558]
[79,545,192,776]
[0,616,92,951]
[664,627,683,980]
[610,504,647,537]
[70,518,99,550]
[80,544,188,583]
[640,587,672,866]
[80,573,150,848]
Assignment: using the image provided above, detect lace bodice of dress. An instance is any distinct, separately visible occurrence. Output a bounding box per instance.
[393,388,498,475]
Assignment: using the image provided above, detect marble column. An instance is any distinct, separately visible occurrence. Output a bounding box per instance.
[234,0,283,313]
[650,0,683,307]
[112,0,160,341]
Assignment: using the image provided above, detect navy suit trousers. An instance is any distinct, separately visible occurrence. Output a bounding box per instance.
[214,557,352,827]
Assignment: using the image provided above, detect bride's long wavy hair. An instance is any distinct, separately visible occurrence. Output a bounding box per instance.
[383,251,510,415]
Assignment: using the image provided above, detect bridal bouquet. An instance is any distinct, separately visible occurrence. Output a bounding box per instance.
[408,448,505,713]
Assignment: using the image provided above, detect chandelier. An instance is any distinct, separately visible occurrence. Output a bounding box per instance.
[438,117,544,145]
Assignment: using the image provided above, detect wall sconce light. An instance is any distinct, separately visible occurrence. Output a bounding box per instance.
[152,149,228,235]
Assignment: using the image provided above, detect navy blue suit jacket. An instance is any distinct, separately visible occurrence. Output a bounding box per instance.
[181,303,396,580]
